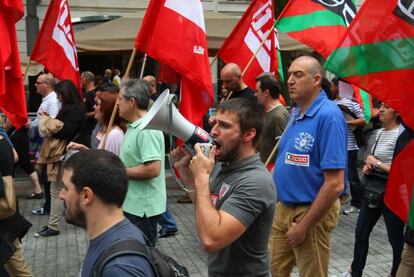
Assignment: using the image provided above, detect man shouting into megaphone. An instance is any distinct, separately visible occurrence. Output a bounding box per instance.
[171,98,276,277]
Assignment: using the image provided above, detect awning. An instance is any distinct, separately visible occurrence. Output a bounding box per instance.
[75,11,309,54]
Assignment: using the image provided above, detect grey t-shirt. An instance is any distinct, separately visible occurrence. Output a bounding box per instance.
[81,218,155,277]
[208,154,276,277]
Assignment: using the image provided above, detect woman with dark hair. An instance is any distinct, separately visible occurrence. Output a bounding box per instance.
[0,133,33,276]
[343,103,405,277]
[34,79,86,238]
[67,92,125,156]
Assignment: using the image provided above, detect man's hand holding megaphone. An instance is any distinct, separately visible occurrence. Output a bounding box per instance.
[190,143,216,187]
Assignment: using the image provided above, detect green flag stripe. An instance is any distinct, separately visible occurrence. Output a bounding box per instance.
[326,38,414,77]
[277,10,345,33]
[359,89,372,122]
[277,50,284,82]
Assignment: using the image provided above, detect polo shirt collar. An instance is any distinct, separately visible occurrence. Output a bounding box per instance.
[128,117,144,129]
[293,90,327,120]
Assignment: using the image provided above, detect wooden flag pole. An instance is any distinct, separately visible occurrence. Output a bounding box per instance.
[103,48,137,149]
[23,58,32,81]
[209,55,218,67]
[264,135,281,167]
[124,48,137,80]
[241,28,273,77]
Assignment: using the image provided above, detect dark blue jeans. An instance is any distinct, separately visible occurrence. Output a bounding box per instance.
[351,200,405,277]
[124,212,161,247]
[158,208,177,232]
[348,150,363,208]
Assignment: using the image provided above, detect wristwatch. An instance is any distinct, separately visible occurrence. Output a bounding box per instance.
[375,161,382,169]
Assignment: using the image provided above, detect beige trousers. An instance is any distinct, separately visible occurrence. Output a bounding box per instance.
[4,239,34,277]
[268,200,340,277]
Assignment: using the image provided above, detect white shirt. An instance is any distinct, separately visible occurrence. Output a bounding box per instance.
[30,91,60,129]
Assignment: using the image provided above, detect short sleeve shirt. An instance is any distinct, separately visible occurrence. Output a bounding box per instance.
[274,91,347,205]
[208,154,276,277]
[81,219,155,277]
[120,118,166,217]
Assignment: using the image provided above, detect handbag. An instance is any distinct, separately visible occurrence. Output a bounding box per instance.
[362,130,387,206]
[362,171,388,206]
[0,176,17,219]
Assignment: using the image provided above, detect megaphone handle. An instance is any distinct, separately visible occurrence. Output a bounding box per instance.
[167,94,195,193]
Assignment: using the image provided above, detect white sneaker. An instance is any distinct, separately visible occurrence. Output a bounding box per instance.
[340,271,352,277]
[343,206,360,215]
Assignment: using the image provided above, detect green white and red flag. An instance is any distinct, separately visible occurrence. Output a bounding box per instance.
[352,87,372,123]
[276,0,356,58]
[325,0,414,223]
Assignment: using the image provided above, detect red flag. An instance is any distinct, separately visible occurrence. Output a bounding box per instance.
[135,0,213,126]
[217,0,280,89]
[325,0,414,222]
[30,0,81,90]
[384,138,414,222]
[0,0,27,129]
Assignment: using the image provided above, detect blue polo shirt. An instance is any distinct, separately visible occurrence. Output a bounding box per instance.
[274,91,347,205]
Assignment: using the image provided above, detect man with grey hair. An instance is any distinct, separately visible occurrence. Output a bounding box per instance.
[117,79,166,246]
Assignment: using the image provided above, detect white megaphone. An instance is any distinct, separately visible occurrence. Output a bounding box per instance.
[141,89,211,146]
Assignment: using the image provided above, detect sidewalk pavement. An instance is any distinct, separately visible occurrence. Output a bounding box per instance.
[14,177,394,277]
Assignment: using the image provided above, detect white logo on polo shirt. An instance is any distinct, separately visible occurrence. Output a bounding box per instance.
[294,132,314,153]
[219,183,230,200]
[285,152,310,167]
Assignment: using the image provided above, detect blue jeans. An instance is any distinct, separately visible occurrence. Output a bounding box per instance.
[351,200,405,277]
[124,212,161,247]
[158,209,177,232]
[348,150,363,208]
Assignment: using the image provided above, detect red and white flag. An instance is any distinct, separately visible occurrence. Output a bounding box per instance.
[31,0,81,90]
[0,0,27,129]
[135,0,213,126]
[217,0,280,89]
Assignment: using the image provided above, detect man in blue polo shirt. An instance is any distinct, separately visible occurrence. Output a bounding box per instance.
[269,56,347,277]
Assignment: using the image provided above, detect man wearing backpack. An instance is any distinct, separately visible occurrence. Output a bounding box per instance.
[172,98,276,276]
[59,150,156,277]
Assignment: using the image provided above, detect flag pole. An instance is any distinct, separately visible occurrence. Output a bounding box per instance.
[103,48,137,149]
[209,56,217,67]
[241,28,273,77]
[23,58,32,81]
[139,53,148,78]
[124,48,137,79]
[264,136,281,167]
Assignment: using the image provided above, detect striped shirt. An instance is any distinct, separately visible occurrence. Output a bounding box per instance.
[335,97,364,151]
[30,91,60,129]
[371,127,400,165]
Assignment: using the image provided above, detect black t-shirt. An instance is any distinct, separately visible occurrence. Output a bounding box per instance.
[228,87,257,101]
[0,137,13,176]
[83,88,98,135]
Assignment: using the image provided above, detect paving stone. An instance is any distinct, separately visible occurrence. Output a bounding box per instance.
[14,177,395,277]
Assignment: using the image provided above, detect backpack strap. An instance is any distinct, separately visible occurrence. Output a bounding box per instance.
[91,239,158,277]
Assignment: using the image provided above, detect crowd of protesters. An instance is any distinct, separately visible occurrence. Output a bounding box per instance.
[1,57,413,277]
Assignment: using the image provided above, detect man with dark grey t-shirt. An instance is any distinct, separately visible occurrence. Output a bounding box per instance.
[172,98,276,276]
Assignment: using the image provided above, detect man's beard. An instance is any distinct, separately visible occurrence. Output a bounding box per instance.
[216,138,242,164]
[64,201,87,228]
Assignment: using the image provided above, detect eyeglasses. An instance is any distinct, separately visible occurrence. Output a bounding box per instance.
[35,81,47,85]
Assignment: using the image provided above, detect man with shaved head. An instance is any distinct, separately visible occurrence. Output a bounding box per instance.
[269,56,347,277]
[220,63,256,101]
